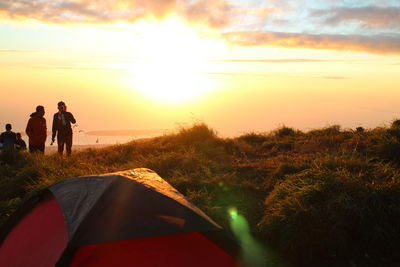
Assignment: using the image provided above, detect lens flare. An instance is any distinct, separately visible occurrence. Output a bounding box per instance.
[228,207,283,267]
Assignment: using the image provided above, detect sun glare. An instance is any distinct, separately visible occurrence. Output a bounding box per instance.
[129,18,214,102]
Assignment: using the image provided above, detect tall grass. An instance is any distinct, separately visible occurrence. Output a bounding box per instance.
[1,122,400,266]
[258,155,400,266]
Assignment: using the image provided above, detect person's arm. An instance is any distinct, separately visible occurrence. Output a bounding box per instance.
[12,133,17,144]
[0,133,3,144]
[26,119,32,138]
[69,112,76,124]
[44,118,47,142]
[52,114,57,142]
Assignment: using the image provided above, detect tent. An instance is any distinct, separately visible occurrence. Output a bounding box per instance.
[0,168,238,267]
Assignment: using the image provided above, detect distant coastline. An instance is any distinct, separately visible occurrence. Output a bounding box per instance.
[85,129,172,136]
[45,144,111,154]
[16,129,172,137]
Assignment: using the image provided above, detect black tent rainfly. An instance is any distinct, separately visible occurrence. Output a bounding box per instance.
[0,168,240,266]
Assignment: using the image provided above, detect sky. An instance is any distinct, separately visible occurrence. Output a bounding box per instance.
[1,0,400,136]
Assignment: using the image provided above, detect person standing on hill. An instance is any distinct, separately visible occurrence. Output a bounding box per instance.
[52,101,76,156]
[0,124,17,149]
[26,106,47,153]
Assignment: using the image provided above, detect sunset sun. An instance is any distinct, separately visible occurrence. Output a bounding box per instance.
[130,18,213,102]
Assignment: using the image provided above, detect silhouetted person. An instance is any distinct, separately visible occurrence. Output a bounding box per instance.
[15,133,27,150]
[26,106,47,153]
[52,101,76,156]
[0,124,17,149]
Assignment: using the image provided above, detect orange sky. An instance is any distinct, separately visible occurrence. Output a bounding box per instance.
[1,1,400,136]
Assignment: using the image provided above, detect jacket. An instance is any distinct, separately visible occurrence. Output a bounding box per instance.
[0,131,17,148]
[26,113,47,146]
[52,111,76,139]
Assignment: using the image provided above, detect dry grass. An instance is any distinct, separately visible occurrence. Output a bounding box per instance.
[1,122,400,266]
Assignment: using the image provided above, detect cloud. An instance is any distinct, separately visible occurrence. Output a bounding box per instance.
[0,0,235,28]
[32,64,125,71]
[223,31,400,54]
[0,49,37,53]
[204,72,269,77]
[0,0,177,24]
[312,6,400,28]
[2,1,399,55]
[212,59,335,63]
[181,0,236,28]
[319,76,347,80]
[0,0,274,29]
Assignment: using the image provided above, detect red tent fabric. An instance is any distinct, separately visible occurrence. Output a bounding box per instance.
[0,169,239,267]
[0,197,68,267]
[70,232,236,267]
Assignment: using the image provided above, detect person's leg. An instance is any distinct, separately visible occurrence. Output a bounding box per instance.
[29,145,43,153]
[57,136,65,155]
[29,145,37,153]
[66,134,73,156]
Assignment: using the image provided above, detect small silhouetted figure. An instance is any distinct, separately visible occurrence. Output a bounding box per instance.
[26,106,47,153]
[0,124,17,149]
[15,133,27,150]
[52,101,76,156]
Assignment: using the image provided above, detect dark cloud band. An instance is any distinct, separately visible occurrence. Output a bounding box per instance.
[1,1,400,55]
[311,6,400,28]
[223,31,400,54]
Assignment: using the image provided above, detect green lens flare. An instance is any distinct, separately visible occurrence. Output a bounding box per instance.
[228,207,238,220]
[228,207,284,267]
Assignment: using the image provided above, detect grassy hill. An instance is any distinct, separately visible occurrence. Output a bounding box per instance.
[1,122,400,266]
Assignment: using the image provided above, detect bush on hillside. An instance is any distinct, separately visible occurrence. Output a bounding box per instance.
[307,125,341,136]
[273,126,300,138]
[377,121,400,164]
[378,138,400,164]
[238,132,269,146]
[0,149,26,166]
[391,119,400,128]
[261,141,293,153]
[257,155,400,266]
[175,123,218,146]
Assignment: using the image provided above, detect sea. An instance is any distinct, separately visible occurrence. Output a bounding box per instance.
[12,129,168,152]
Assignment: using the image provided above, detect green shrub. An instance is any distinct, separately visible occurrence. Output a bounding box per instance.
[175,123,217,146]
[273,161,308,180]
[307,125,341,136]
[258,155,400,266]
[376,125,400,164]
[378,138,400,164]
[274,126,300,138]
[238,132,269,146]
[0,149,26,165]
[391,119,400,128]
